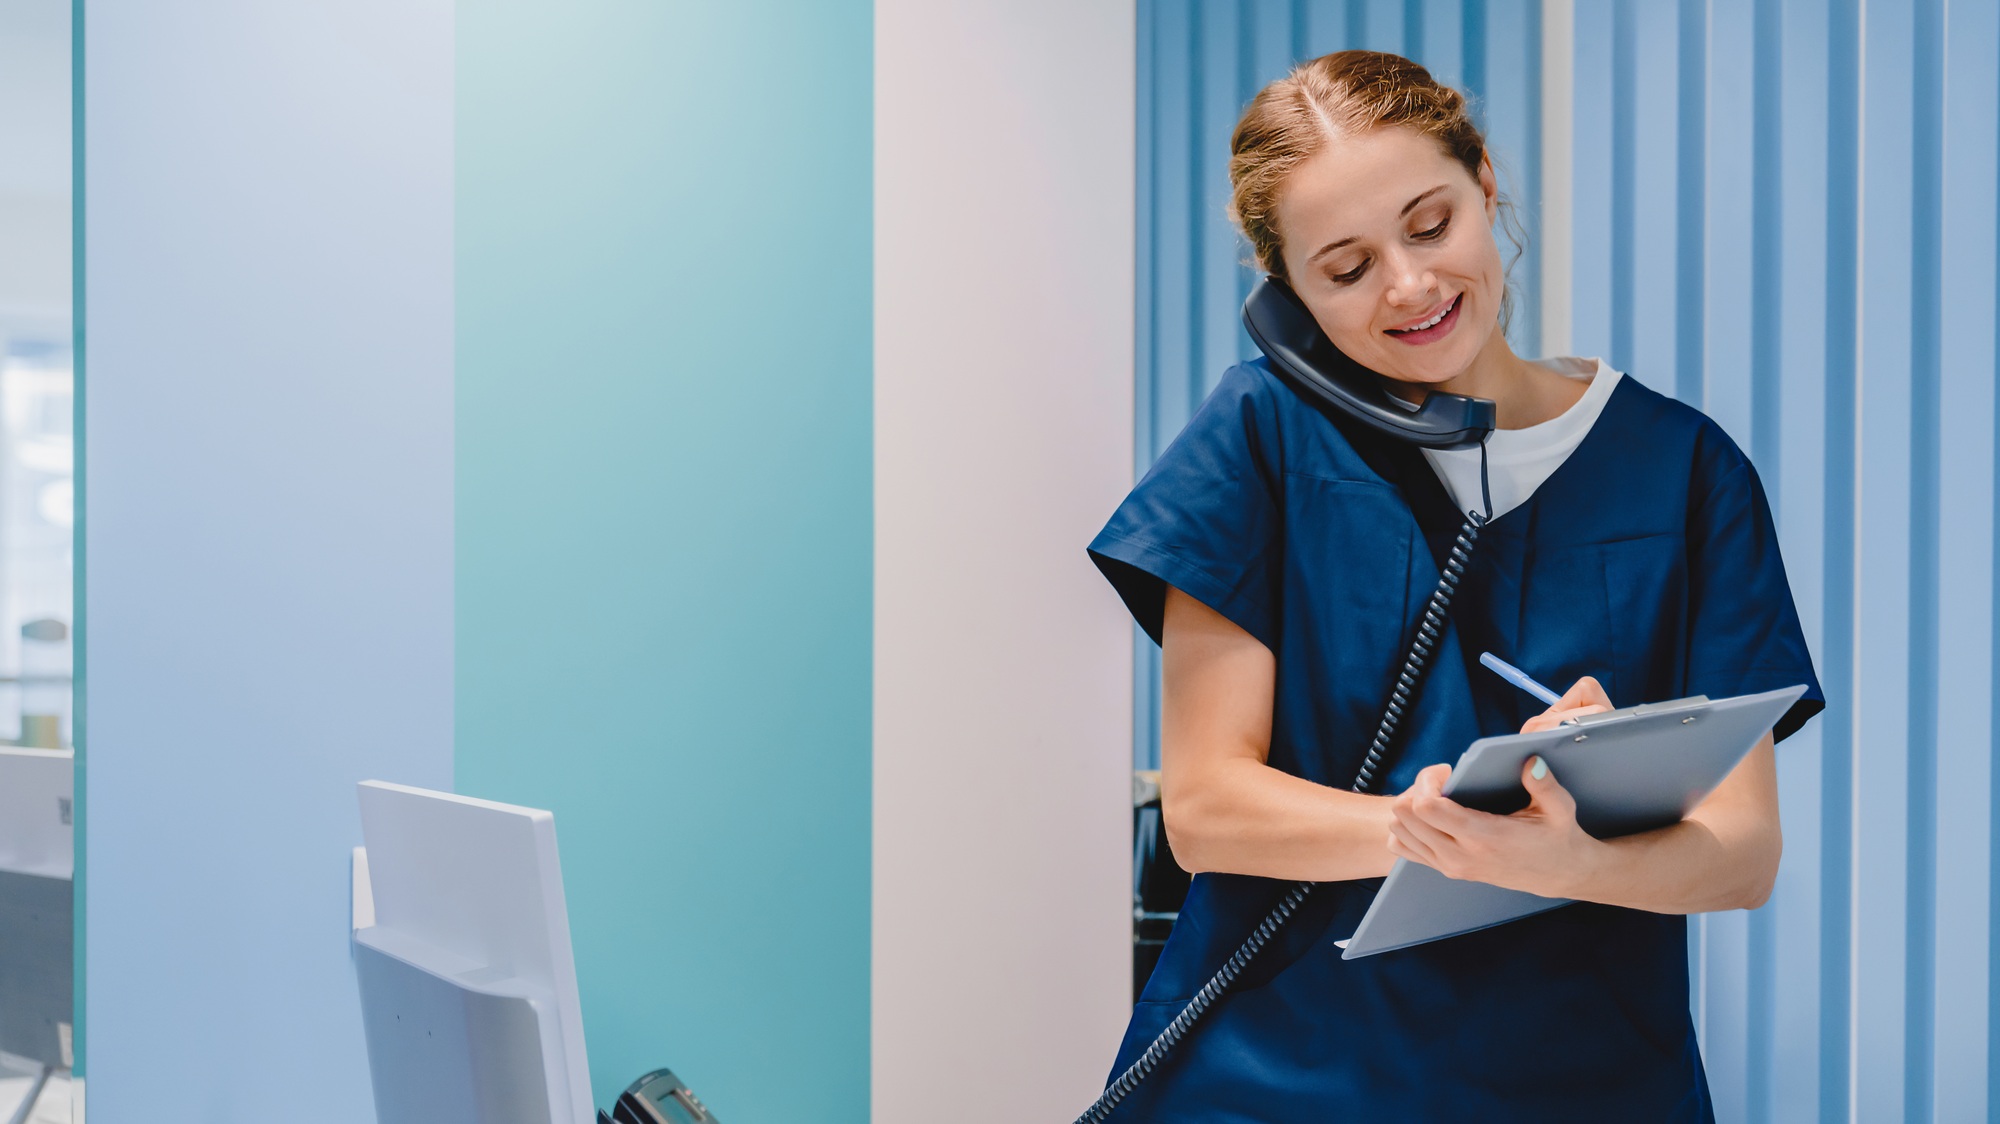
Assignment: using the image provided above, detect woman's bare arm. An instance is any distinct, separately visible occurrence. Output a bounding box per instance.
[1571,733,1781,912]
[1166,585,1783,909]
[1159,584,1399,881]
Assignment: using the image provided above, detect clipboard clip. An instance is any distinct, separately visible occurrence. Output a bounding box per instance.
[1558,695,1712,728]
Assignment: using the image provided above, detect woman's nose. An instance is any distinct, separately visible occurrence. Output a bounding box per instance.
[1382,252,1439,308]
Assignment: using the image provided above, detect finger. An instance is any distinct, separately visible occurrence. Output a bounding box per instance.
[1520,703,1611,734]
[1520,678,1614,733]
[1387,833,1434,869]
[1414,762,1451,797]
[1518,754,1578,819]
[1556,675,1613,711]
[1406,787,1488,839]
[1386,819,1439,868]
[1395,762,1450,795]
[1393,801,1462,855]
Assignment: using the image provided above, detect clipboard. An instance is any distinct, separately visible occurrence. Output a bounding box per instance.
[1336,684,1809,960]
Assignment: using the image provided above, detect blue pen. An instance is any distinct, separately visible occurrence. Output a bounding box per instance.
[1478,651,1563,707]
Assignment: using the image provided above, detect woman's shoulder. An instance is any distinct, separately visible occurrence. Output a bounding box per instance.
[1197,357,1294,429]
[1147,359,1290,479]
[1600,369,1758,484]
[1182,358,1401,487]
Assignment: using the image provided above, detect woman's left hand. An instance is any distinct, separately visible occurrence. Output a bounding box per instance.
[1385,756,1605,900]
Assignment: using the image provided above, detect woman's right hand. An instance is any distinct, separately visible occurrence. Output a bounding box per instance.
[1519,675,1612,732]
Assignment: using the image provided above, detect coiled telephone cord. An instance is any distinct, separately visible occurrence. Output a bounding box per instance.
[1074,508,1487,1124]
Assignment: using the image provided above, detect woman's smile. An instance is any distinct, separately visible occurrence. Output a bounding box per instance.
[1385,292,1462,344]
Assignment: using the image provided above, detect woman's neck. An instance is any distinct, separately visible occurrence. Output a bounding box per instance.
[1387,328,1589,430]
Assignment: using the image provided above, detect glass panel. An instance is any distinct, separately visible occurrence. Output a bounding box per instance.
[0,334,73,748]
[0,0,75,1119]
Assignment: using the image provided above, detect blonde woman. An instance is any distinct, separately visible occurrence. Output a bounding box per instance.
[1086,51,1821,1121]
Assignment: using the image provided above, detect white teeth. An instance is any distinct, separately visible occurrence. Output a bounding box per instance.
[1398,298,1452,332]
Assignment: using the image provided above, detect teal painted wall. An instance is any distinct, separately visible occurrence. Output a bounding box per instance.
[454,2,874,1118]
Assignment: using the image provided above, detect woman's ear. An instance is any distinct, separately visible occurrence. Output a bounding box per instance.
[1479,154,1499,223]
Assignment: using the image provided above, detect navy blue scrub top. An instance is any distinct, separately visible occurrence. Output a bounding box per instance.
[1088,359,1824,1122]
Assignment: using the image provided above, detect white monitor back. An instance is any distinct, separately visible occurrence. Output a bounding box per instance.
[0,748,73,879]
[355,780,593,1123]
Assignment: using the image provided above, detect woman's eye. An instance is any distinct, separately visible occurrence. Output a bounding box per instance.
[1329,217,1450,285]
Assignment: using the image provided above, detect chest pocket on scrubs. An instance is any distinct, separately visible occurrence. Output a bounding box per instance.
[1506,541,1619,708]
[1505,534,1686,711]
[1598,533,1689,706]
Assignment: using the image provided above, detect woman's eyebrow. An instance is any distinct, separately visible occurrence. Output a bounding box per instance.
[1307,184,1452,263]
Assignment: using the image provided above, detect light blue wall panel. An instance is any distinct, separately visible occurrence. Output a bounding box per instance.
[1197,2,1246,398]
[80,1,456,1118]
[1817,2,1864,1116]
[1133,3,1160,768]
[1472,1,1540,357]
[1854,1,1918,1118]
[454,2,873,1118]
[1356,0,1404,55]
[1626,0,1681,400]
[1414,0,1464,92]
[1568,0,1614,361]
[1698,0,1756,1112]
[1769,2,1832,1117]
[1934,7,1999,1122]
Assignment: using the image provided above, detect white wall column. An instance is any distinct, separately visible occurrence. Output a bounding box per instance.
[873,2,1137,1119]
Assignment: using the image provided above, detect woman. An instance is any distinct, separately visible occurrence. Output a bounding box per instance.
[1086,52,1822,1120]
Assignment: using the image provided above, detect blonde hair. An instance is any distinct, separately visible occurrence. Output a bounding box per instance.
[1228,50,1527,327]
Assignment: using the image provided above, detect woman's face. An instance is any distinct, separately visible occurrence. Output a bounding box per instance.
[1272,126,1504,391]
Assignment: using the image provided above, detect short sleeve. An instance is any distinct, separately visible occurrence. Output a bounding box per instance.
[1683,439,1825,742]
[1088,364,1286,651]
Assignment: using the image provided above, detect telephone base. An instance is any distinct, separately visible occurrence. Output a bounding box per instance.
[598,1067,716,1124]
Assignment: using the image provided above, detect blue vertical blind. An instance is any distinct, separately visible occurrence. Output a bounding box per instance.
[1137,1,1999,1121]
[1570,2,1996,1120]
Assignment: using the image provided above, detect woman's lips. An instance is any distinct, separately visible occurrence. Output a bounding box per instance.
[1385,294,1462,344]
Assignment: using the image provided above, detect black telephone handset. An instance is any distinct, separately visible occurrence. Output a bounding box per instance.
[1241,275,1496,451]
[1075,278,1496,1124]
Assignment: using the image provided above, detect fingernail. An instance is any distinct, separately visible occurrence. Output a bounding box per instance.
[1530,756,1547,781]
